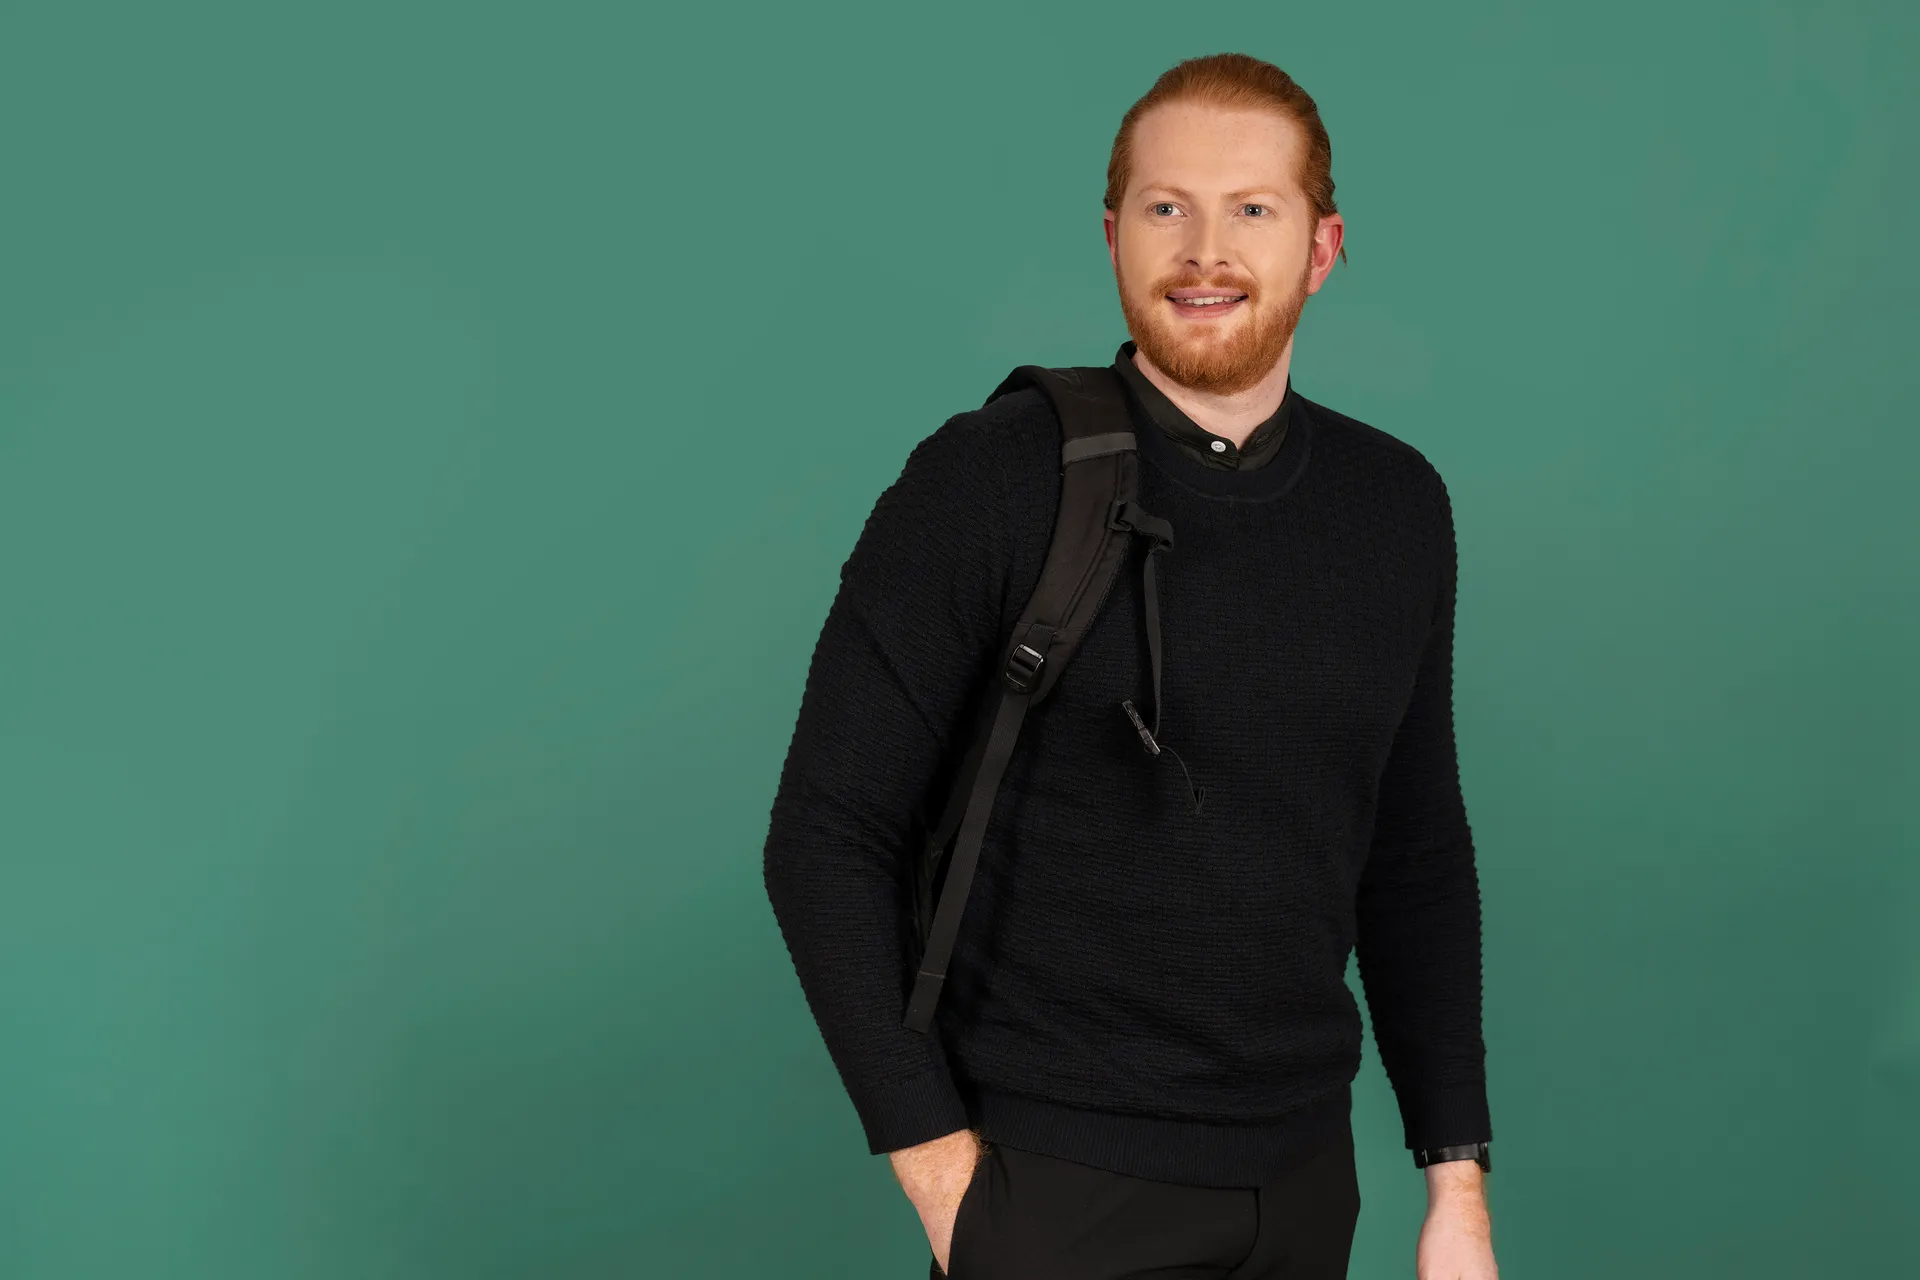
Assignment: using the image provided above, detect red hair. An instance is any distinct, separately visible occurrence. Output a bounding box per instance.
[1106,53,1346,264]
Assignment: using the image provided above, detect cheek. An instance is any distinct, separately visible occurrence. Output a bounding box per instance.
[1249,231,1311,276]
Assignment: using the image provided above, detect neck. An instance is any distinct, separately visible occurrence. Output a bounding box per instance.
[1130,342,1293,447]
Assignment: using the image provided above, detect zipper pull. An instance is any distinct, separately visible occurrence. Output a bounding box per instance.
[1119,699,1161,755]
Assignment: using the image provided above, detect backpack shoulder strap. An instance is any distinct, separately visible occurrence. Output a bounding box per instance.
[904,365,1139,1034]
[982,365,1141,700]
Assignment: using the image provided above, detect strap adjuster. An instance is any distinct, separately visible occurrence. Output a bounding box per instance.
[1108,500,1174,549]
[1003,643,1045,692]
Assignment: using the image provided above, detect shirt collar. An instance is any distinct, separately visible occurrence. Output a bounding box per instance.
[1111,340,1292,471]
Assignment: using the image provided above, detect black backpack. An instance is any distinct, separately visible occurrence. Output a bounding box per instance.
[903,364,1206,1035]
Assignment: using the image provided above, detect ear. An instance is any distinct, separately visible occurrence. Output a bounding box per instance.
[1103,210,1119,275]
[1308,213,1346,294]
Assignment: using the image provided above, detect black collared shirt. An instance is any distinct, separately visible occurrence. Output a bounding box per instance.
[1110,340,1292,471]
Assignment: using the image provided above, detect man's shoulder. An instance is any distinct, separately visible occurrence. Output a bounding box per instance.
[895,383,1061,492]
[1297,391,1436,471]
[935,382,1060,448]
[1295,391,1451,505]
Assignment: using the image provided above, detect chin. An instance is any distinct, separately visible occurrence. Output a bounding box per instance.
[1158,322,1254,361]
[1169,322,1243,346]
[1149,317,1241,354]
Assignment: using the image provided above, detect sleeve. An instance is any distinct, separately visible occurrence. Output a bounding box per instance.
[761,416,1011,1156]
[1352,471,1494,1152]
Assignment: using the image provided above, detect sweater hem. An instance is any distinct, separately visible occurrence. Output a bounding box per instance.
[963,1080,1353,1188]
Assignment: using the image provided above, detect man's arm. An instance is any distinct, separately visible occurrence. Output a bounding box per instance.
[762,414,1010,1156]
[1354,473,1501,1280]
[1352,471,1493,1158]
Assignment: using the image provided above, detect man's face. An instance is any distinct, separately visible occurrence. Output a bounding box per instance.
[1104,102,1338,396]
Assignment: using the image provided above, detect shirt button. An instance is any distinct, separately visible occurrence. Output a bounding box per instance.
[1210,440,1227,453]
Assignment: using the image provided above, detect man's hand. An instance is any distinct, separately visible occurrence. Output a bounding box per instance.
[888,1128,987,1275]
[1416,1159,1499,1279]
[1413,1159,1497,1280]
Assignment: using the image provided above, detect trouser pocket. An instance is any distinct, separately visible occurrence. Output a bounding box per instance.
[934,1144,1259,1280]
[934,1144,994,1279]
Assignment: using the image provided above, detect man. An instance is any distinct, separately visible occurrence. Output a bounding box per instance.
[764,52,1499,1280]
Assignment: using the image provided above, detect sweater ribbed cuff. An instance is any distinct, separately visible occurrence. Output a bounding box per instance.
[853,1063,973,1156]
[1399,1079,1493,1151]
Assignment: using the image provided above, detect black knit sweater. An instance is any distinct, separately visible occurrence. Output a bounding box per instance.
[762,352,1492,1187]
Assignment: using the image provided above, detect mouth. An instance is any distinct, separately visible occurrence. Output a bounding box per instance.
[1165,288,1249,320]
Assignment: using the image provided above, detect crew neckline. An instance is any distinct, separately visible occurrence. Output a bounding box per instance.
[1114,351,1314,503]
[1112,340,1292,472]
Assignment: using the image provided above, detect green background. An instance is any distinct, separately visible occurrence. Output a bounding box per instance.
[1,1,1913,1276]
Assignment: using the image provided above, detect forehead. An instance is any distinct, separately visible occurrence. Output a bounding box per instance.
[1127,102,1304,198]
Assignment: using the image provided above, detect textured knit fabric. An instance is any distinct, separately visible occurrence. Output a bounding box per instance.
[1111,339,1292,471]
[761,359,1491,1186]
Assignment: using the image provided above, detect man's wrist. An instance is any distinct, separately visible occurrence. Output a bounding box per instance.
[1422,1156,1487,1205]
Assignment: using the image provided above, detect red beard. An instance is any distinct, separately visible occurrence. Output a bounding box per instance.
[1118,251,1313,396]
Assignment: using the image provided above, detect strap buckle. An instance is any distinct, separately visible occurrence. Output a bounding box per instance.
[1003,642,1045,692]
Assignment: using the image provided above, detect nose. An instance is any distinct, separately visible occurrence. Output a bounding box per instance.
[1182,207,1233,275]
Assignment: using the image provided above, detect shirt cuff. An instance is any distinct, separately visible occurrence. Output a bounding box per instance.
[1400,1079,1493,1151]
[852,1063,974,1156]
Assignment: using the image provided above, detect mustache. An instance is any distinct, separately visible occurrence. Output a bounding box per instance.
[1151,272,1258,296]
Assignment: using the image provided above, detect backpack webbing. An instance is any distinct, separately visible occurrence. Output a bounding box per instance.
[902,365,1204,1035]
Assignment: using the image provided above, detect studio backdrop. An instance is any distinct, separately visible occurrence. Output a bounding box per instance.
[0,2,1913,1277]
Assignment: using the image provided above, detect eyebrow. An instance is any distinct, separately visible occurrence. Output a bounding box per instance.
[1137,185,1288,202]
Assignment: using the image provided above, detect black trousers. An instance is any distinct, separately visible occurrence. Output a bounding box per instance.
[929,1123,1360,1279]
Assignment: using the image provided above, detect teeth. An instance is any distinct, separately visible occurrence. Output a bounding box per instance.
[1175,296,1243,306]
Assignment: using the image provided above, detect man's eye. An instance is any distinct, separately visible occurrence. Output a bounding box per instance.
[1242,204,1268,216]
[1150,203,1178,217]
